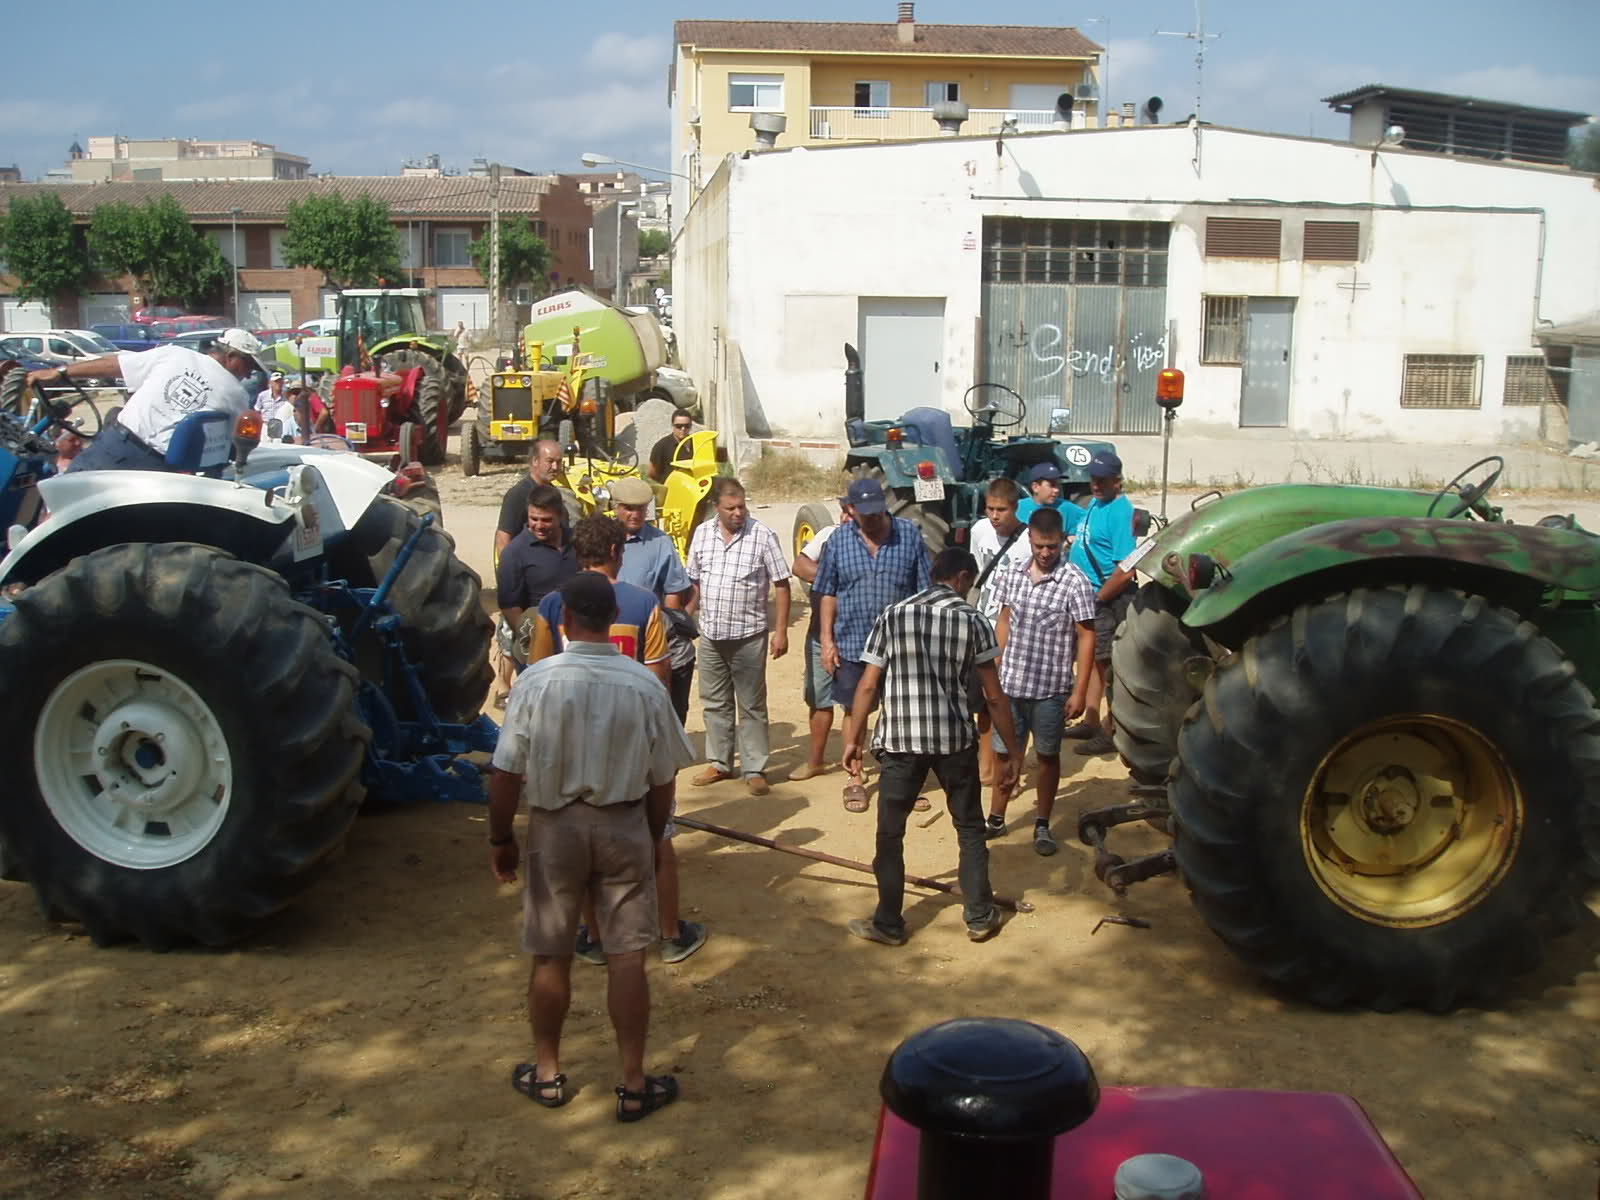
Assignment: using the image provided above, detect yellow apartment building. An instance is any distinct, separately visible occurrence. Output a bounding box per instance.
[670,4,1102,227]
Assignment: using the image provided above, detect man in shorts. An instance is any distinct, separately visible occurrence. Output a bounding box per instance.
[1063,451,1138,756]
[985,507,1097,855]
[487,573,694,1121]
[789,502,849,781]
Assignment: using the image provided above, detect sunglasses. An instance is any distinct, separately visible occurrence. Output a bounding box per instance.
[672,422,692,430]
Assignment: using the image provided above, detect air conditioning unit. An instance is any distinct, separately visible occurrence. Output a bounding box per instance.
[1075,82,1099,101]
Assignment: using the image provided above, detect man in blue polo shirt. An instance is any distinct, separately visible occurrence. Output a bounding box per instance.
[812,477,930,814]
[611,476,697,724]
[497,484,578,656]
[1063,451,1138,756]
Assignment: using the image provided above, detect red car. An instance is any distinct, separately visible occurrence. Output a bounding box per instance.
[130,306,186,323]
[149,316,225,339]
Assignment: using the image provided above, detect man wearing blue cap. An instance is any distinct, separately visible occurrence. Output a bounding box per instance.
[812,476,931,813]
[1064,450,1137,755]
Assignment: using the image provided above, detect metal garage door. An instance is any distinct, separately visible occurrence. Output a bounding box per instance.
[242,292,293,329]
[81,293,130,326]
[438,288,489,331]
[2,298,52,332]
[980,218,1170,435]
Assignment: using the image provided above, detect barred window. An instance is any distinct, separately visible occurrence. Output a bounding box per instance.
[1201,296,1246,363]
[981,218,1169,286]
[1205,217,1281,259]
[1503,354,1558,406]
[1400,354,1481,409]
[1303,220,1360,262]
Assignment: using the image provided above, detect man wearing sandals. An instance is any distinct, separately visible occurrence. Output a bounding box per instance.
[841,549,1023,946]
[487,573,695,1122]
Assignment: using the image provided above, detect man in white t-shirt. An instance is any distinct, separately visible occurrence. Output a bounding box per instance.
[254,371,287,420]
[967,476,1032,784]
[789,504,848,781]
[29,328,267,474]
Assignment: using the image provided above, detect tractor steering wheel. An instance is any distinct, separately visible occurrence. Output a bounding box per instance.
[1426,455,1503,519]
[963,382,1026,429]
[0,366,103,442]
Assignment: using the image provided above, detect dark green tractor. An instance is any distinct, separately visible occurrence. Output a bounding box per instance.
[1100,456,1600,1011]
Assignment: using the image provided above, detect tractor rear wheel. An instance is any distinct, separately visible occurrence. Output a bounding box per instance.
[0,543,368,947]
[792,501,835,561]
[846,464,951,554]
[339,498,492,725]
[1169,584,1600,1011]
[441,352,470,425]
[1109,582,1214,785]
[461,421,482,478]
[383,350,447,467]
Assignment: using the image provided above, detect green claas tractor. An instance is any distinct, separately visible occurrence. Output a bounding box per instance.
[1100,455,1600,1011]
[273,287,469,424]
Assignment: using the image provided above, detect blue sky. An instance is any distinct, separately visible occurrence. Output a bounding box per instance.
[6,0,1596,181]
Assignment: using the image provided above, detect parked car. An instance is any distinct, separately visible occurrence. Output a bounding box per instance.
[0,333,92,366]
[165,329,226,352]
[252,328,302,348]
[130,306,187,323]
[0,338,57,374]
[149,316,225,340]
[52,329,121,358]
[297,317,340,338]
[91,323,164,352]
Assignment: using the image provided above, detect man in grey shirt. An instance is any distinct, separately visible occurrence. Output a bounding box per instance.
[487,573,695,1122]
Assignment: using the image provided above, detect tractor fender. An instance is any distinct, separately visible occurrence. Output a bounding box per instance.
[847,447,955,490]
[244,444,394,531]
[1182,516,1600,645]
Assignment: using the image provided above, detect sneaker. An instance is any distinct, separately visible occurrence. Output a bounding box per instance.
[659,920,708,964]
[574,924,608,966]
[966,909,1003,942]
[847,917,908,947]
[1033,822,1058,857]
[983,814,1007,840]
[1061,720,1101,740]
[1074,732,1116,756]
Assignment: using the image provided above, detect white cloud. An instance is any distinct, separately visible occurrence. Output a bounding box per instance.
[1430,65,1599,114]
[583,32,670,80]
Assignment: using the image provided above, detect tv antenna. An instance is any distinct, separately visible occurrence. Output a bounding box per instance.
[1155,0,1221,122]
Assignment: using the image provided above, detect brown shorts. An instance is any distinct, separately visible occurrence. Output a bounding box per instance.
[521,799,658,956]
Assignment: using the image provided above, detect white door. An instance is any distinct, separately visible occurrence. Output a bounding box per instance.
[81,293,130,326]
[438,288,489,331]
[242,292,293,329]
[2,299,52,332]
[858,297,945,421]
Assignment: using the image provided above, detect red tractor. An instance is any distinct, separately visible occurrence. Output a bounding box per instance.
[327,360,450,468]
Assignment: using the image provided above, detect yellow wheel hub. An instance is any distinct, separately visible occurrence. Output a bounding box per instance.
[1301,715,1521,928]
[794,521,815,559]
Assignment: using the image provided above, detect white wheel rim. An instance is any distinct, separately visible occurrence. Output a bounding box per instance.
[35,659,233,869]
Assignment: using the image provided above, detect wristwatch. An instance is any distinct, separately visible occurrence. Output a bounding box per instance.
[56,367,69,382]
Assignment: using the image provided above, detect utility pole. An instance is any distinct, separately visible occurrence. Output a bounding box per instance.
[488,162,502,347]
[1156,0,1220,122]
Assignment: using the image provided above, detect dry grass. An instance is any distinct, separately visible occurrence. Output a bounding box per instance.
[741,447,848,502]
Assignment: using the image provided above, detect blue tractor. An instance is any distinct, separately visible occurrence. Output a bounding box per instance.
[0,371,494,948]
[794,344,1119,556]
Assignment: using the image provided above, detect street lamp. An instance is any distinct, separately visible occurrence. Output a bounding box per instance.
[230,207,241,323]
[581,152,690,180]
[612,202,637,305]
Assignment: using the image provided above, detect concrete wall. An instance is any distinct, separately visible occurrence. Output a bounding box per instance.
[675,124,1600,458]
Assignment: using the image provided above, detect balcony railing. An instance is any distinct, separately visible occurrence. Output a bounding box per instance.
[807,106,1063,142]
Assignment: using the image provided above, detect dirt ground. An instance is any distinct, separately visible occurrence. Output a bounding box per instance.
[2,457,1599,1199]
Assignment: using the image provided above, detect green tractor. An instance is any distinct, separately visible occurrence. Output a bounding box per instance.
[273,288,470,424]
[1101,456,1600,1011]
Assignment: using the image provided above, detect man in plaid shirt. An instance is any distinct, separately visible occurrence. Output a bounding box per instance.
[684,477,792,795]
[985,506,1097,856]
[841,549,1022,946]
[813,476,931,813]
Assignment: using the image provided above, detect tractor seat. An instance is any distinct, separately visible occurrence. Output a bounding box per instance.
[163,410,234,477]
[897,406,963,481]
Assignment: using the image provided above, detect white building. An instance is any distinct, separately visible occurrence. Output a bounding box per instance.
[674,122,1600,461]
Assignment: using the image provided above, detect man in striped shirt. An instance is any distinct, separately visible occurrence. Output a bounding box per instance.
[840,549,1022,947]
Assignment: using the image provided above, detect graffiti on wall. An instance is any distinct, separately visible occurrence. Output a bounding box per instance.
[1027,324,1169,385]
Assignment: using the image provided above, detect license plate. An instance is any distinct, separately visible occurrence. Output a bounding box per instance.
[292,497,324,562]
[346,421,367,443]
[500,424,527,437]
[1121,535,1159,573]
[913,477,945,502]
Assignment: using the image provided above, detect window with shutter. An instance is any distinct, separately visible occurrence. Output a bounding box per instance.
[1204,217,1281,259]
[1303,221,1359,262]
[1503,354,1561,406]
[1201,296,1246,363]
[1400,355,1481,409]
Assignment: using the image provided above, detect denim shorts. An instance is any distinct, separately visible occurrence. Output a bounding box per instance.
[832,658,879,713]
[992,694,1066,757]
[803,635,834,710]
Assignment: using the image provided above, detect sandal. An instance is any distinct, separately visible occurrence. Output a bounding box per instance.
[615,1074,679,1123]
[842,781,869,813]
[511,1063,571,1108]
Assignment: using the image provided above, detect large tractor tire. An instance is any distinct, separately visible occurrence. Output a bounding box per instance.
[339,498,492,725]
[1110,582,1215,785]
[847,464,951,554]
[383,350,447,467]
[441,352,470,425]
[792,501,834,561]
[1169,584,1600,1011]
[0,543,369,947]
[461,420,482,478]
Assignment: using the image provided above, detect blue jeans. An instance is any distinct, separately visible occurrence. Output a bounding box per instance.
[870,745,994,936]
[66,420,167,473]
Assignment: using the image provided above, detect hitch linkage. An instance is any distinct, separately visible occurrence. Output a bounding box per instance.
[1076,803,1177,896]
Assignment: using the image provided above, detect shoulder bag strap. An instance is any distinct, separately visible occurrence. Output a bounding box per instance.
[975,523,1028,592]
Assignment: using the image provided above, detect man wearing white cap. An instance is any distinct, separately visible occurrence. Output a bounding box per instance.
[28,328,268,474]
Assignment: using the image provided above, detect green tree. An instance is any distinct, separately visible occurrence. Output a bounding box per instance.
[468,220,552,292]
[637,228,670,258]
[280,191,401,289]
[0,193,91,304]
[1570,126,1600,173]
[89,194,229,308]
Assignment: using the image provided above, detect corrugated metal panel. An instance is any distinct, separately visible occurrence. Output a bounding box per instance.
[1119,288,1168,433]
[1303,220,1360,262]
[1205,217,1281,258]
[982,283,1071,434]
[1067,286,1120,434]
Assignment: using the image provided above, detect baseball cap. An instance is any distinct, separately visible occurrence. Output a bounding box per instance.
[1028,461,1062,483]
[844,476,888,515]
[609,476,653,506]
[270,370,284,381]
[559,572,618,622]
[1088,451,1124,478]
[213,328,269,372]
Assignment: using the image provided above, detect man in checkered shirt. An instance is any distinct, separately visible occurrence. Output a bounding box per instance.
[840,549,1023,947]
[684,477,792,795]
[985,506,1098,856]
